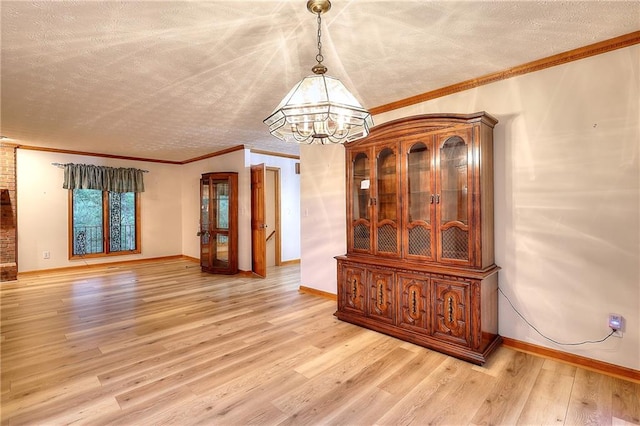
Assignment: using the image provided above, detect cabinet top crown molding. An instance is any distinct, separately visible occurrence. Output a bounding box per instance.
[348,112,498,145]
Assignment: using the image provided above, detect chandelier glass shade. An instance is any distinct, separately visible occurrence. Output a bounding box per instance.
[264,0,373,144]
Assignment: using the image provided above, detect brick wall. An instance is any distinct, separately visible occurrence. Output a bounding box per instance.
[1,143,17,281]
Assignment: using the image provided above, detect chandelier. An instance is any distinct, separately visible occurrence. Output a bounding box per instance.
[264,0,373,144]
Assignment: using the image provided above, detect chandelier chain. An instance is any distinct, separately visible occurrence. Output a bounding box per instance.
[316,12,323,64]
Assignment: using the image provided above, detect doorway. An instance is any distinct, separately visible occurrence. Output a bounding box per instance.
[265,167,281,267]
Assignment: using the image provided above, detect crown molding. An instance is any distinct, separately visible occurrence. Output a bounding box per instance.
[15,144,182,164]
[179,145,246,164]
[370,31,640,116]
[250,149,300,160]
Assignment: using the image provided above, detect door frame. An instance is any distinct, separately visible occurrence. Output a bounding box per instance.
[266,166,282,266]
[251,164,267,277]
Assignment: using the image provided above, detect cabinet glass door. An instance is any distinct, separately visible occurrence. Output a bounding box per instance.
[200,178,211,269]
[200,172,238,274]
[351,152,371,252]
[406,141,434,259]
[376,147,399,255]
[438,135,470,262]
[210,178,230,269]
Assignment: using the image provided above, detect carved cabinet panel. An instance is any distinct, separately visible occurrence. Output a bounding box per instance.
[432,277,471,346]
[368,268,395,324]
[397,273,430,333]
[338,264,367,316]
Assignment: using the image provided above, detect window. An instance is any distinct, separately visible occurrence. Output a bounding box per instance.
[69,189,140,258]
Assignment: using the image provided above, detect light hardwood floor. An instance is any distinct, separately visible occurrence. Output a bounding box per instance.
[1,259,638,425]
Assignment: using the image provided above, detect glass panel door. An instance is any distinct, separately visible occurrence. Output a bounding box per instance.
[376,147,398,255]
[200,177,211,269]
[211,179,230,269]
[406,141,433,258]
[438,135,470,262]
[200,172,238,274]
[352,152,371,251]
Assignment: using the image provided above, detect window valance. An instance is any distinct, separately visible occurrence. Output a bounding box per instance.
[55,163,146,193]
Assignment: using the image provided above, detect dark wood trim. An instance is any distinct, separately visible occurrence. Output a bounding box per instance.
[15,144,248,165]
[181,255,200,263]
[0,140,20,148]
[180,145,245,164]
[370,31,640,115]
[68,191,142,260]
[281,259,301,266]
[17,254,191,276]
[502,337,640,383]
[299,285,337,300]
[16,144,182,164]
[15,143,299,165]
[250,149,300,160]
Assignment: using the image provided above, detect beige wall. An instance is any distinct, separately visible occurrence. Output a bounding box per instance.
[299,45,639,370]
[17,148,300,275]
[180,149,301,272]
[180,150,250,270]
[17,149,183,271]
[299,144,346,293]
[249,151,301,263]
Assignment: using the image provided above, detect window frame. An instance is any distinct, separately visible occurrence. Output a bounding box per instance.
[68,190,141,259]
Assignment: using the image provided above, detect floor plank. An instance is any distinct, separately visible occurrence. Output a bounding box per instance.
[1,259,638,425]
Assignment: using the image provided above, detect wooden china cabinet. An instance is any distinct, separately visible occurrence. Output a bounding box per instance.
[199,172,238,274]
[335,112,501,364]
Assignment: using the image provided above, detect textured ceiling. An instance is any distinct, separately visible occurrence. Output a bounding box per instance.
[1,1,639,162]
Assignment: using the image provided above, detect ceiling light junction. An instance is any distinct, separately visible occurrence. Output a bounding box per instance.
[264,0,373,145]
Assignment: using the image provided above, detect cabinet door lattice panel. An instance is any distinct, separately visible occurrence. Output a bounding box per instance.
[408,225,432,256]
[441,226,469,261]
[377,224,398,253]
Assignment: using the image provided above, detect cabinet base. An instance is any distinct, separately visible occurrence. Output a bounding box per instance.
[334,310,502,365]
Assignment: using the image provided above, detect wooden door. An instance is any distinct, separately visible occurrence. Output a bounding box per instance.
[251,164,267,278]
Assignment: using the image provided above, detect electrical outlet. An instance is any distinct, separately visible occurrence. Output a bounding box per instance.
[609,313,623,338]
[42,251,50,259]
